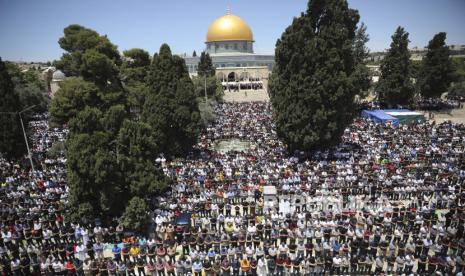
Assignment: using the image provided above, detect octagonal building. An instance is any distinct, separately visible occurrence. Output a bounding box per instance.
[183,10,274,93]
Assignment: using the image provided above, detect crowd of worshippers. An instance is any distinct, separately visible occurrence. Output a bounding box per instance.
[222,83,264,92]
[414,98,463,111]
[0,103,464,276]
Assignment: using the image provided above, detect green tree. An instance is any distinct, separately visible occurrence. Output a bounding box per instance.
[192,50,197,57]
[143,44,201,156]
[352,23,372,96]
[0,58,27,159]
[410,60,422,79]
[119,197,148,231]
[68,106,103,135]
[376,27,415,107]
[123,48,151,68]
[116,120,169,196]
[66,131,123,221]
[81,49,119,86]
[120,48,151,84]
[49,77,101,125]
[417,32,454,98]
[270,0,362,151]
[54,26,184,223]
[451,57,465,82]
[120,48,151,113]
[448,81,465,98]
[5,62,49,113]
[192,75,223,100]
[126,82,149,114]
[55,25,121,87]
[197,52,215,77]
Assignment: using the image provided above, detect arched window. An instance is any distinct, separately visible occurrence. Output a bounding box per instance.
[227,72,236,82]
[217,72,225,82]
[240,72,249,81]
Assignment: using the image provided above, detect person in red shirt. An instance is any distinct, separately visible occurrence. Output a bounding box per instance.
[65,260,76,275]
[276,256,285,275]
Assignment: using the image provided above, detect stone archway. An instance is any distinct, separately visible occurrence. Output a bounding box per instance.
[250,71,261,82]
[227,72,237,82]
[217,72,226,82]
[239,71,249,81]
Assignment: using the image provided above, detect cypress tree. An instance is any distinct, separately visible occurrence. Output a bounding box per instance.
[143,44,201,156]
[376,27,415,107]
[270,0,362,151]
[417,32,454,98]
[198,51,215,77]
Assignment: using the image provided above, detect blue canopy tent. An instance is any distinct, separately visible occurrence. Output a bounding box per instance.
[383,109,426,124]
[361,110,399,126]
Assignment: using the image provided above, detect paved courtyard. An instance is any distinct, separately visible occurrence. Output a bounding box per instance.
[223,90,270,102]
[419,105,465,124]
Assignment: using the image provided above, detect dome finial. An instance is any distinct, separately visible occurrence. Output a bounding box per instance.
[226,5,231,15]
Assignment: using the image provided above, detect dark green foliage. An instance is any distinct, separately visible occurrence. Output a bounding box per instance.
[102,105,127,137]
[5,62,49,113]
[117,120,158,161]
[143,44,201,156]
[68,107,103,134]
[192,75,223,100]
[0,58,27,159]
[352,23,372,95]
[146,44,179,92]
[117,120,169,200]
[192,50,197,57]
[49,78,101,125]
[55,25,121,86]
[410,60,422,79]
[53,26,176,222]
[120,48,151,84]
[270,0,362,151]
[448,81,465,98]
[353,23,370,64]
[66,131,124,221]
[122,48,151,68]
[197,52,215,77]
[120,197,149,231]
[451,57,465,82]
[81,49,119,86]
[120,48,151,113]
[417,32,454,98]
[376,27,415,107]
[126,82,149,114]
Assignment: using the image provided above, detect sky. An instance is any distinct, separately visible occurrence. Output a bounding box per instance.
[1,0,464,62]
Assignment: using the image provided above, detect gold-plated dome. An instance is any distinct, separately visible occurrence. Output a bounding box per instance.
[206,14,253,42]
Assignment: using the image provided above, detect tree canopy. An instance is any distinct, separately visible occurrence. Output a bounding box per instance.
[0,58,28,159]
[5,62,49,113]
[120,48,151,84]
[376,27,415,107]
[417,32,454,98]
[55,25,121,87]
[270,0,364,152]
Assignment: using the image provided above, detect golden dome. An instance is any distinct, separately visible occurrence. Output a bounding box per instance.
[206,14,253,42]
